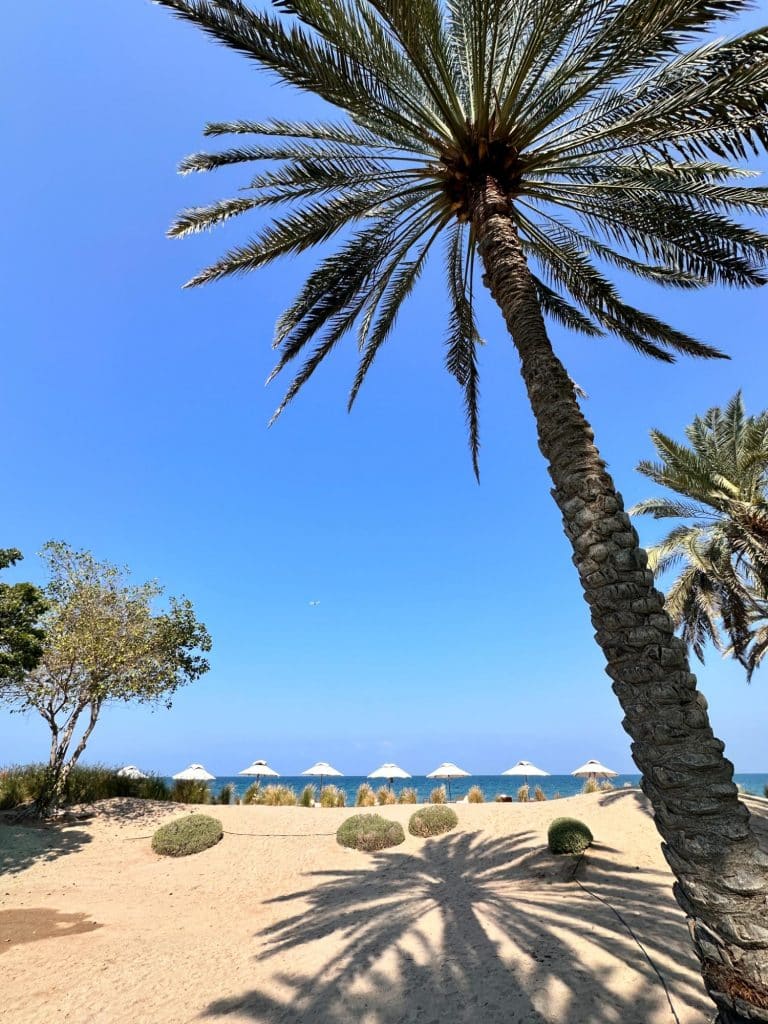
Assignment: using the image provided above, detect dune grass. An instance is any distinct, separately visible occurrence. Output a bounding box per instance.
[320,785,346,808]
[0,764,170,810]
[355,783,376,807]
[169,779,212,804]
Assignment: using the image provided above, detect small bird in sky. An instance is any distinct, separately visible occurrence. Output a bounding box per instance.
[308,600,320,607]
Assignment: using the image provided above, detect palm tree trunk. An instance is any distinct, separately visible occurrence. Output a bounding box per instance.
[474,177,768,1024]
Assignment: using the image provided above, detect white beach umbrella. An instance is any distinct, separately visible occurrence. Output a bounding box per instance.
[368,762,411,790]
[172,763,215,781]
[502,760,550,785]
[116,765,147,779]
[301,761,343,790]
[238,759,279,778]
[426,762,471,800]
[571,758,618,779]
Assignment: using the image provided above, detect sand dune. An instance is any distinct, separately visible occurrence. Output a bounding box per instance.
[2,788,746,1023]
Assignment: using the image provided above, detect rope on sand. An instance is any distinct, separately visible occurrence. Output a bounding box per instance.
[572,855,681,1024]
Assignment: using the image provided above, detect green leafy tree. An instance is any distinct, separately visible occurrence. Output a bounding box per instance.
[3,542,211,814]
[631,394,768,677]
[154,2,768,1018]
[0,549,46,685]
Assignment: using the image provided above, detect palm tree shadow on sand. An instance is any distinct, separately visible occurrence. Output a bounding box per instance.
[202,824,711,1024]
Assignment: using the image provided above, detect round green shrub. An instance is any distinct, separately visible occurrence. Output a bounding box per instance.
[547,817,593,855]
[408,806,458,838]
[152,814,223,857]
[336,813,405,852]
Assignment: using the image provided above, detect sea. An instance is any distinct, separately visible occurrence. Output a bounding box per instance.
[165,773,768,804]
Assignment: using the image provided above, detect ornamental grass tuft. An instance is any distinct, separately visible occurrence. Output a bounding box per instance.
[320,784,346,808]
[170,779,212,804]
[241,781,261,805]
[355,783,376,807]
[467,785,484,803]
[548,817,593,855]
[429,785,447,805]
[216,783,234,805]
[299,784,315,807]
[377,786,396,805]
[258,784,298,806]
[151,814,223,857]
[336,813,405,852]
[533,786,547,801]
[408,805,458,838]
[398,787,418,804]
[517,784,530,802]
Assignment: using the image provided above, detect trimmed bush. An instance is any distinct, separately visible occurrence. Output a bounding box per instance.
[429,785,447,805]
[533,786,547,801]
[377,786,396,806]
[170,779,211,804]
[152,814,223,857]
[548,817,593,855]
[398,787,418,804]
[336,813,405,852]
[409,806,458,838]
[517,784,530,802]
[300,784,315,807]
[355,783,376,807]
[320,785,346,808]
[467,785,484,803]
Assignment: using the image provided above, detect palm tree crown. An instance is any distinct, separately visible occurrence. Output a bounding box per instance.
[157,0,768,472]
[631,393,768,674]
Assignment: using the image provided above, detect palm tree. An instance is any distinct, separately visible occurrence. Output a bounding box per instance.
[631,394,768,677]
[153,2,768,1018]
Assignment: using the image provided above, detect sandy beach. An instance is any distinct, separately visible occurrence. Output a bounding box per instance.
[2,788,752,1024]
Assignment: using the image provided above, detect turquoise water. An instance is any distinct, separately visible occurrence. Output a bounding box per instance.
[166,773,768,803]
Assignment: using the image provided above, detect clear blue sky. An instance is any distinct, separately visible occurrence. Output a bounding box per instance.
[2,1,767,776]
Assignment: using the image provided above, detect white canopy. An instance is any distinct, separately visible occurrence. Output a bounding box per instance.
[301,761,343,777]
[368,763,411,780]
[239,759,279,777]
[116,765,147,779]
[502,760,550,777]
[427,762,471,779]
[172,763,215,781]
[571,759,618,778]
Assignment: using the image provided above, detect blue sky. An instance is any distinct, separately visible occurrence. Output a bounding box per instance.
[2,1,767,776]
